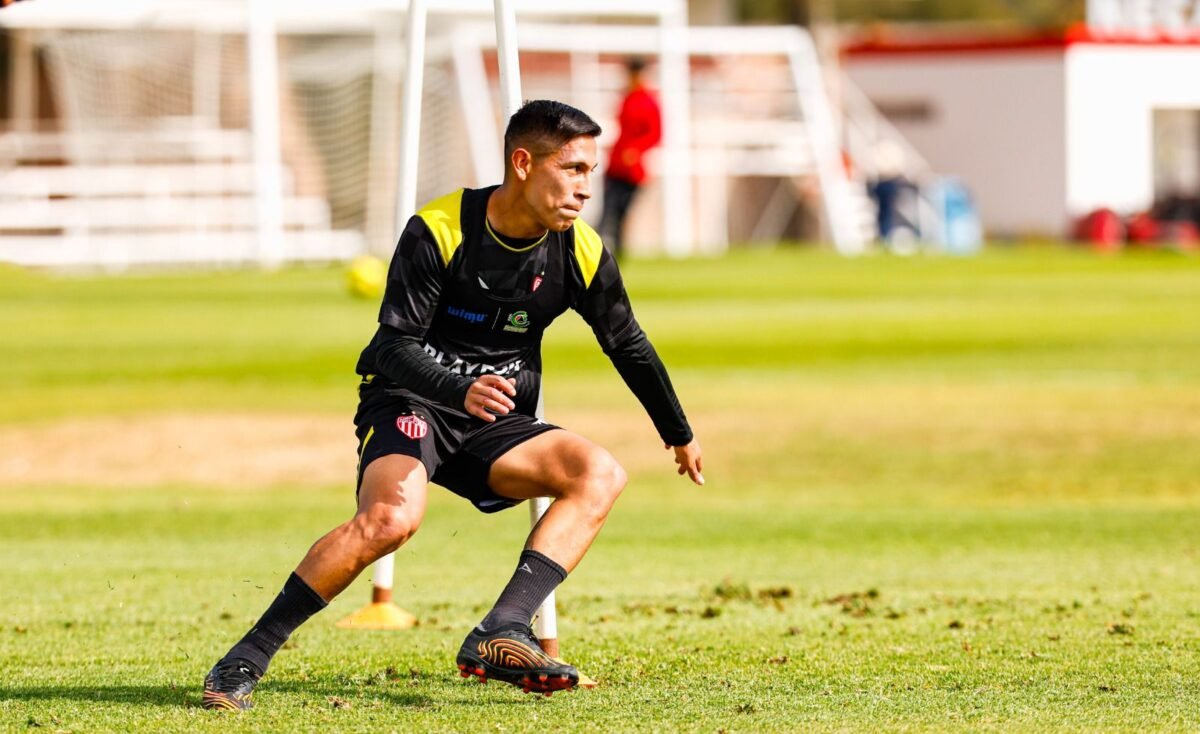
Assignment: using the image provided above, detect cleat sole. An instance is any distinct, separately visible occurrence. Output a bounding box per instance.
[455,654,578,695]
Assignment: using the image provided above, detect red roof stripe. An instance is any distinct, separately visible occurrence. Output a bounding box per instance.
[843,22,1200,57]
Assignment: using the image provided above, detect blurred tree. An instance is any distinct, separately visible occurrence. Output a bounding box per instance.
[735,0,1086,29]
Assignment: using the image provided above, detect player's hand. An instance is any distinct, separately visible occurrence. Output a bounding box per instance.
[666,439,704,486]
[464,375,517,423]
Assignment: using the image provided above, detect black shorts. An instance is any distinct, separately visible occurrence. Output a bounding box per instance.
[353,379,560,513]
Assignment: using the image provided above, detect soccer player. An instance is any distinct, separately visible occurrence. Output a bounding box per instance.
[597,57,662,259]
[201,100,703,711]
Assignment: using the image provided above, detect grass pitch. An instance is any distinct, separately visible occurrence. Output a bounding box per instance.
[1,248,1199,732]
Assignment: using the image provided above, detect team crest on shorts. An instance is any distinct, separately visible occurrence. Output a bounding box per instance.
[396,414,429,440]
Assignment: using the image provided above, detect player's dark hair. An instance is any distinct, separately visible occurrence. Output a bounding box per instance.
[626,57,647,74]
[503,100,601,160]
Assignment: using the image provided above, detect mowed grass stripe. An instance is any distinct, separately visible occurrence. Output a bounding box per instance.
[5,249,1200,412]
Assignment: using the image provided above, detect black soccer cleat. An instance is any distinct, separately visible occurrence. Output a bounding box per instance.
[202,660,260,711]
[456,623,579,696]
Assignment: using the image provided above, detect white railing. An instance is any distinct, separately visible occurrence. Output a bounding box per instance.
[0,125,364,269]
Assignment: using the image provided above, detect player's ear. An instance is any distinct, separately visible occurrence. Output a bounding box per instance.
[511,147,533,182]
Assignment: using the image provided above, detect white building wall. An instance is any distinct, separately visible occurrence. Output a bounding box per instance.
[1065,45,1200,218]
[845,52,1067,235]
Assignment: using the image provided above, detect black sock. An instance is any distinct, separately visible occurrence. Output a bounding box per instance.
[480,550,568,631]
[221,572,328,676]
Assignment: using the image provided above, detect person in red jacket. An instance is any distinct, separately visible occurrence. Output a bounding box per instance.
[598,58,661,259]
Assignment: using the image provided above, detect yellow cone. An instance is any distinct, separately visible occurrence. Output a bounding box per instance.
[572,666,599,689]
[336,601,418,631]
[548,658,597,689]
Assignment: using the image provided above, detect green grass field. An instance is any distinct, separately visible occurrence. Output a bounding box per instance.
[2,248,1199,732]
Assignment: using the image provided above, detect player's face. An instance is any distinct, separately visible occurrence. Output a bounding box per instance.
[524,135,598,232]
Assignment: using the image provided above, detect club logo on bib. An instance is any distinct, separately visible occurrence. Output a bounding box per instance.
[504,310,530,333]
[532,275,543,292]
[396,414,429,440]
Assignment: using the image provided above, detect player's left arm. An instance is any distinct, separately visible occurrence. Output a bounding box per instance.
[572,245,703,486]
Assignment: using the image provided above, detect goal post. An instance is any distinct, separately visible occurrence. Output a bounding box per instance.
[489,0,563,660]
[247,0,284,268]
[336,0,427,632]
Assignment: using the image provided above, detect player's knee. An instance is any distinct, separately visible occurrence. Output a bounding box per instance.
[357,503,422,555]
[607,458,629,498]
[579,449,627,511]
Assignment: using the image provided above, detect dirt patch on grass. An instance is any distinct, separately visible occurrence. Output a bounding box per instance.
[0,414,356,489]
[0,410,674,490]
[5,384,1197,496]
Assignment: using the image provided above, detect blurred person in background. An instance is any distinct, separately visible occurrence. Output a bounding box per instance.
[597,57,661,260]
[867,139,918,247]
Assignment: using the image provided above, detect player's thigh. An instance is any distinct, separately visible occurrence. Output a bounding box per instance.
[357,454,429,533]
[488,429,621,502]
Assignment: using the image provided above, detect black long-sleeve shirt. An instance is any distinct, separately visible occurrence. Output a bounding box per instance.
[356,185,692,446]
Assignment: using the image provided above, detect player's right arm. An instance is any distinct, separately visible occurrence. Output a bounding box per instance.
[369,214,515,421]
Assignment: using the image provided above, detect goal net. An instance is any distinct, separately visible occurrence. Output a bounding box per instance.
[10,22,486,268]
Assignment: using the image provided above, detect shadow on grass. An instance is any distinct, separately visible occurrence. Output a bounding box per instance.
[0,682,437,709]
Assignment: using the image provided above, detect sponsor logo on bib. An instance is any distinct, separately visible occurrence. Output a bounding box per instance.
[504,310,530,333]
[447,305,488,323]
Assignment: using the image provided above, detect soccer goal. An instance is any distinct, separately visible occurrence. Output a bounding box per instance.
[395,12,871,255]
